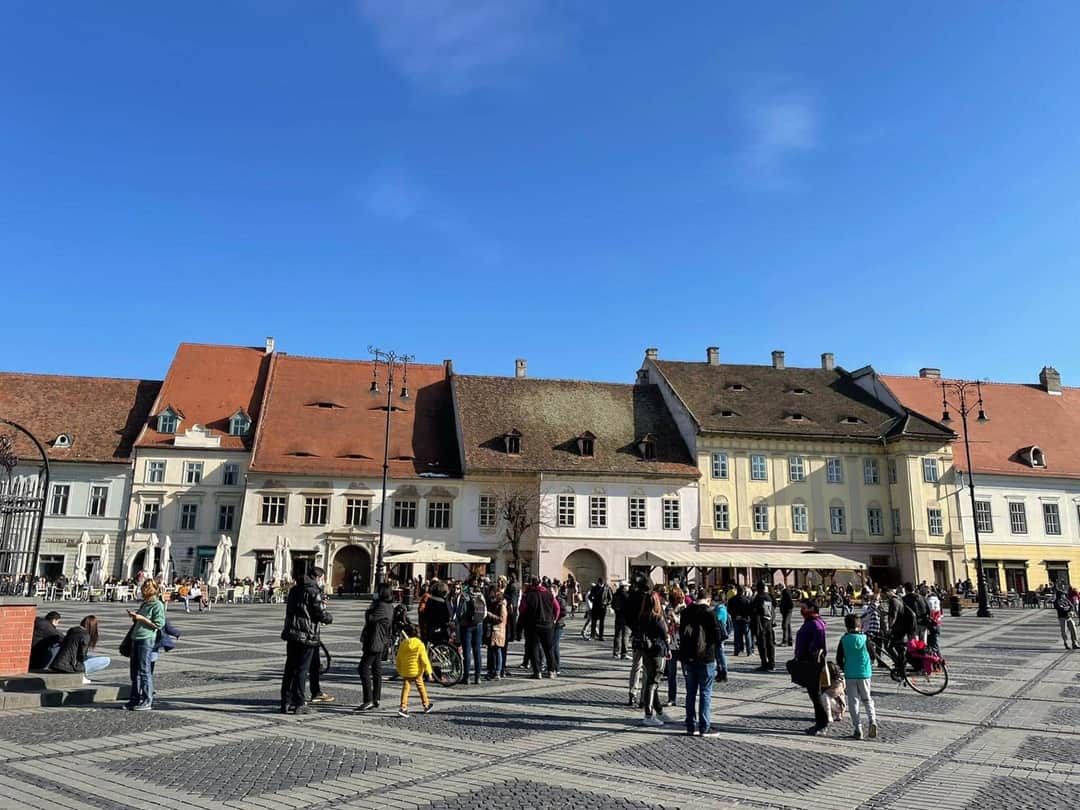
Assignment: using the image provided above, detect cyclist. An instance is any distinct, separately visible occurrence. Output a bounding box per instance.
[424,582,452,646]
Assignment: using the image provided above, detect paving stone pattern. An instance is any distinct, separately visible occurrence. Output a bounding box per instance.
[1048,706,1080,727]
[723,708,923,742]
[867,692,964,715]
[102,739,405,800]
[1015,735,1080,765]
[416,780,669,810]
[367,705,589,742]
[965,776,1079,810]
[0,706,184,744]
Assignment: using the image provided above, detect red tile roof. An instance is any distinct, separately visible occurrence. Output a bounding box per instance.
[882,374,1080,479]
[249,355,460,478]
[136,343,271,451]
[0,373,161,464]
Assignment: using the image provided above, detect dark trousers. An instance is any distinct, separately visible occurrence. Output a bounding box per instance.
[526,624,556,675]
[508,607,520,642]
[780,610,793,645]
[308,649,322,698]
[590,610,606,640]
[665,657,679,702]
[612,616,628,657]
[755,622,775,668]
[806,682,829,728]
[281,641,314,709]
[359,650,383,704]
[461,624,483,683]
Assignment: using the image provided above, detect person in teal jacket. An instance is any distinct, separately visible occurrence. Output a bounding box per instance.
[836,613,878,740]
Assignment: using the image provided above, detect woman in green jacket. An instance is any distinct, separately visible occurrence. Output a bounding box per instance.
[126,579,165,711]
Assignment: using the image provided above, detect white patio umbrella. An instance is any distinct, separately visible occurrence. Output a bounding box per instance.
[160,535,173,585]
[218,535,232,584]
[95,534,111,586]
[282,536,293,582]
[207,538,223,588]
[72,532,90,587]
[142,534,159,582]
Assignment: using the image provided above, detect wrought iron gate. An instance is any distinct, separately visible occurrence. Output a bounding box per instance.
[0,418,49,587]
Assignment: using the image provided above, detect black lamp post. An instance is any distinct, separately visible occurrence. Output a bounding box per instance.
[369,346,413,591]
[939,379,992,618]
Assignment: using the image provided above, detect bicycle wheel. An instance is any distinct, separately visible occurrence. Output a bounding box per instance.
[904,659,948,696]
[318,641,332,675]
[428,644,464,687]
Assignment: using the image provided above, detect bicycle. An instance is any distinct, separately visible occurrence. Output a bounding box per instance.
[387,625,464,687]
[318,639,331,675]
[870,634,949,696]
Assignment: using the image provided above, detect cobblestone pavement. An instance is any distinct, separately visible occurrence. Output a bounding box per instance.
[1,602,1078,809]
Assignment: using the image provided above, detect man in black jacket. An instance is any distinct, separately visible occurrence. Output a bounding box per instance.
[779,586,796,646]
[280,567,329,715]
[751,581,775,671]
[588,578,611,641]
[505,575,520,642]
[357,585,395,710]
[679,589,720,737]
[30,611,62,670]
[611,582,629,658]
[519,577,557,678]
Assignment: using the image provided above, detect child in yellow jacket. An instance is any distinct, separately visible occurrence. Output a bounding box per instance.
[395,625,434,717]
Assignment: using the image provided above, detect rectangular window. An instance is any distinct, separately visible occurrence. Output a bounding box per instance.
[830,505,846,534]
[788,456,805,482]
[791,504,808,534]
[183,462,203,485]
[713,501,730,531]
[629,497,647,530]
[711,452,728,479]
[750,454,768,481]
[261,495,287,525]
[50,485,70,516]
[589,495,608,528]
[393,499,417,529]
[140,502,160,530]
[180,503,199,531]
[346,497,371,527]
[557,494,575,527]
[974,500,993,534]
[1043,503,1062,535]
[88,485,109,517]
[867,507,883,536]
[477,495,497,529]
[217,504,235,532]
[222,463,239,486]
[304,496,329,526]
[891,508,901,536]
[752,503,769,532]
[888,459,898,485]
[863,459,880,485]
[1009,502,1028,534]
[927,507,944,536]
[922,458,939,483]
[662,498,680,530]
[826,457,843,484]
[428,500,452,529]
[146,461,166,484]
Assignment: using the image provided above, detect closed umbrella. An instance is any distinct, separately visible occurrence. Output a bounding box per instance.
[96,534,111,586]
[219,535,232,584]
[207,537,223,588]
[160,535,173,585]
[144,534,159,579]
[282,536,293,582]
[72,532,90,587]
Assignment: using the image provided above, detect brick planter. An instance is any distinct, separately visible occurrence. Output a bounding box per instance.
[0,598,37,677]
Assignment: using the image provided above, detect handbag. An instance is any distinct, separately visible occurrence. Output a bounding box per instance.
[119,627,134,658]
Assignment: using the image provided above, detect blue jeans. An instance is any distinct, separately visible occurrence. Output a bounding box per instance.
[84,656,110,676]
[716,642,728,675]
[683,661,716,733]
[733,619,754,655]
[665,657,679,702]
[553,625,565,671]
[129,638,154,707]
[487,644,504,676]
[461,624,483,683]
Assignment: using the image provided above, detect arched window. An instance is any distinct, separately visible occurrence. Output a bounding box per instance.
[713,496,730,531]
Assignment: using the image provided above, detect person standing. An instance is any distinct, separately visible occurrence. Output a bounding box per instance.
[729,587,754,657]
[279,566,329,715]
[554,585,570,675]
[504,575,520,644]
[395,625,433,717]
[357,585,394,710]
[519,577,558,678]
[678,589,720,737]
[588,578,611,641]
[779,586,795,647]
[611,582,629,659]
[664,587,684,706]
[625,577,648,706]
[836,613,878,740]
[1054,585,1079,650]
[125,580,165,711]
[795,599,829,735]
[458,578,488,685]
[751,582,775,671]
[712,592,732,682]
[641,592,674,727]
[486,587,508,679]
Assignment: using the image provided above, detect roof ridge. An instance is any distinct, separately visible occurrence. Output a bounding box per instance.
[177,341,267,352]
[882,373,1079,392]
[279,354,448,369]
[0,371,160,384]
[458,374,644,388]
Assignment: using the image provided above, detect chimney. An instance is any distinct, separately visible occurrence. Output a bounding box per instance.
[265,336,275,354]
[443,359,454,378]
[771,350,785,370]
[1040,365,1062,395]
[515,358,527,379]
[706,347,720,366]
[820,352,835,371]
[919,368,941,380]
[645,347,658,361]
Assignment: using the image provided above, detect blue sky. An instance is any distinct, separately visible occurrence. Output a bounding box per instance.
[4,3,1080,386]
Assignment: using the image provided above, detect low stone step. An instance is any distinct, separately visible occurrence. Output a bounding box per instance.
[1,685,130,709]
[1,673,87,692]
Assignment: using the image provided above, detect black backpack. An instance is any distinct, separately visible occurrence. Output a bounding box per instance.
[464,591,487,626]
[679,615,708,663]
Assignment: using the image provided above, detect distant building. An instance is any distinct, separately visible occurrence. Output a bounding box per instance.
[0,372,159,580]
[884,366,1080,591]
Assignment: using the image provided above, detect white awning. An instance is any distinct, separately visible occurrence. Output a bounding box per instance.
[384,549,492,565]
[628,550,866,571]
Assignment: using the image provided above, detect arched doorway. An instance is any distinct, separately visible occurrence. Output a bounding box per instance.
[563,548,605,586]
[332,545,371,595]
[130,549,161,578]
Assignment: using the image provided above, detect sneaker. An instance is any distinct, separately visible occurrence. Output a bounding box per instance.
[311,693,335,703]
[868,723,878,739]
[549,671,558,679]
[700,729,720,738]
[397,707,409,718]
[81,676,92,685]
[294,705,315,715]
[627,696,636,707]
[355,702,376,712]
[132,702,151,712]
[851,731,863,740]
[423,702,434,714]
[658,712,679,725]
[804,725,822,736]
[665,700,677,708]
[642,716,664,727]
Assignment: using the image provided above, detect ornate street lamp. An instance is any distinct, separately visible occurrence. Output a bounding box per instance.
[939,380,991,618]
[369,346,413,591]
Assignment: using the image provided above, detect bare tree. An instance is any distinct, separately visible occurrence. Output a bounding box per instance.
[493,483,552,584]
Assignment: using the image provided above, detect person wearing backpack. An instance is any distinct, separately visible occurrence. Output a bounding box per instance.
[588,578,611,641]
[712,592,732,682]
[611,582,630,659]
[641,592,675,727]
[902,582,931,642]
[750,581,775,672]
[836,613,878,740]
[678,589,721,737]
[887,589,917,676]
[519,577,559,678]
[1054,584,1078,650]
[458,578,488,686]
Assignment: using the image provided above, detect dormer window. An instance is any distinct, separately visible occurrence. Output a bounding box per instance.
[719,410,739,418]
[158,410,179,434]
[503,429,522,456]
[52,434,72,448]
[786,413,809,423]
[839,415,864,425]
[726,383,749,392]
[637,434,657,461]
[1023,446,1046,468]
[306,401,345,409]
[789,387,810,396]
[286,450,318,458]
[577,431,596,458]
[228,411,252,437]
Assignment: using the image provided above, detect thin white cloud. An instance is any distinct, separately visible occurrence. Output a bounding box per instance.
[738,79,819,190]
[356,0,557,93]
[364,169,426,222]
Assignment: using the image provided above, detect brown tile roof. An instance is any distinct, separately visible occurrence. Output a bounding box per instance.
[452,375,699,478]
[652,360,953,443]
[882,374,1080,479]
[0,373,161,464]
[249,355,460,478]
[136,343,271,451]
